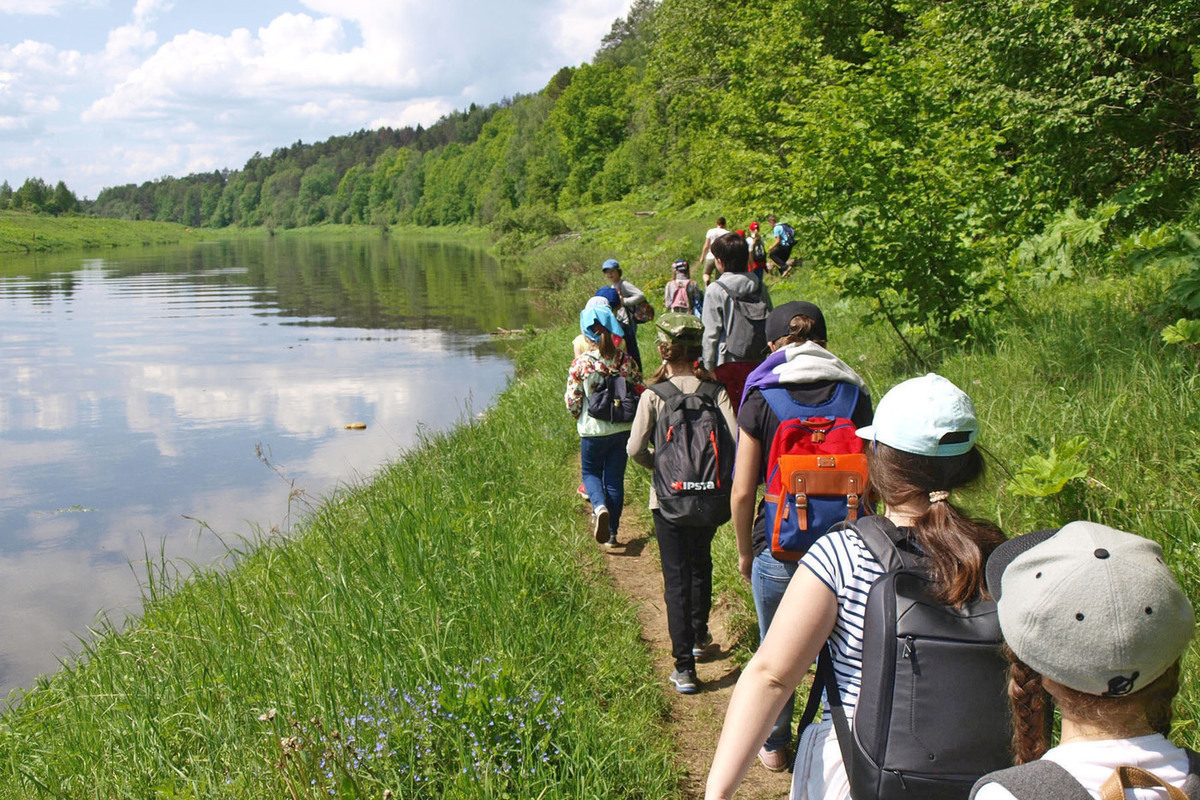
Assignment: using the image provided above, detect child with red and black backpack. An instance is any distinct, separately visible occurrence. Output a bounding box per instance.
[727,301,873,772]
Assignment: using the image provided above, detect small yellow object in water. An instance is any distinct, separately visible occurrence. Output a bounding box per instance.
[344,422,367,430]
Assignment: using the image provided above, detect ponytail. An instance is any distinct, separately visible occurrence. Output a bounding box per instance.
[596,329,617,360]
[867,444,1005,606]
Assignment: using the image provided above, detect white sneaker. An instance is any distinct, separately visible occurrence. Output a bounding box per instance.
[592,506,610,544]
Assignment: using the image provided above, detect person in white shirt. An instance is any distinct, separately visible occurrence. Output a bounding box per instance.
[972,522,1197,800]
[699,216,728,285]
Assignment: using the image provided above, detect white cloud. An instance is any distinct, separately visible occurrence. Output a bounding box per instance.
[2,0,634,197]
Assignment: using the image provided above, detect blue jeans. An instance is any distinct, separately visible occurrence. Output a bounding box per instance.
[752,548,801,752]
[580,431,630,537]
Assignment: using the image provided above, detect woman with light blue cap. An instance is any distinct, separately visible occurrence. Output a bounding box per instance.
[707,373,1006,800]
[565,303,644,548]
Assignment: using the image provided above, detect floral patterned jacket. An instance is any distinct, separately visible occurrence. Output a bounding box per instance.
[565,348,644,437]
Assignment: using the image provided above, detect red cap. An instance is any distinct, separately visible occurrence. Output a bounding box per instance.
[749,222,759,230]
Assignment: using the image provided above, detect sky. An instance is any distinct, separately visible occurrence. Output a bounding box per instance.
[0,0,635,200]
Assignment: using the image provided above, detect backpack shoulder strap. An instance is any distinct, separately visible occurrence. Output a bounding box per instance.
[647,380,681,403]
[696,380,722,401]
[844,515,914,573]
[970,762,1092,800]
[1183,748,1200,799]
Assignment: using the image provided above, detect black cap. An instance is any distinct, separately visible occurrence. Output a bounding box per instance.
[765,301,827,344]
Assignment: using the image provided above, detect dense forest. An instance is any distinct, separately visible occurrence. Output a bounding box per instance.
[6,0,1200,347]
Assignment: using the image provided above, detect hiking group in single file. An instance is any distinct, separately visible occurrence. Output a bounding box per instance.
[564,224,1197,800]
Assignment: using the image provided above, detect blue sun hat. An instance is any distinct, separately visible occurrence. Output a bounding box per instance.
[855,373,977,457]
[594,285,621,309]
[581,304,624,342]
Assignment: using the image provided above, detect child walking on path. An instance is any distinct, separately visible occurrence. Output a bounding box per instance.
[602,258,648,371]
[627,313,737,695]
[972,521,1197,800]
[729,301,873,772]
[664,259,703,316]
[706,373,1006,799]
[566,304,644,548]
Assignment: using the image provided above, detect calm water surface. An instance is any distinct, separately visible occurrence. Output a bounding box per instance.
[0,234,535,698]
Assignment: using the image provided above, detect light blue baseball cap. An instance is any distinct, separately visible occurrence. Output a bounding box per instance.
[855,373,978,457]
[601,258,620,271]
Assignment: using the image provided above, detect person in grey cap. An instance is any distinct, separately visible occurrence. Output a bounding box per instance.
[627,312,737,695]
[708,373,1004,799]
[971,521,1197,800]
[724,300,873,772]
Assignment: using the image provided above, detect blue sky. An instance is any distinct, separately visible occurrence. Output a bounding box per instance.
[0,0,635,199]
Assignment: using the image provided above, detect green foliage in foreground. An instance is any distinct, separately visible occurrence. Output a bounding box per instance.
[0,327,679,798]
[0,212,203,254]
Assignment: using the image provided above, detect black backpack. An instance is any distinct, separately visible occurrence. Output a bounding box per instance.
[585,358,639,423]
[799,516,1011,800]
[648,381,735,526]
[724,292,769,362]
[751,236,767,262]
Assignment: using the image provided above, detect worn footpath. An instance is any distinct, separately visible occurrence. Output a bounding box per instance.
[582,498,792,800]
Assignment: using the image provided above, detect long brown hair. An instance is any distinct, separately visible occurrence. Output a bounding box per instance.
[868,443,1005,606]
[1006,647,1180,764]
[649,341,714,384]
[593,327,618,360]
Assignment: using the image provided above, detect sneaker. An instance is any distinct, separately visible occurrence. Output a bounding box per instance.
[758,746,788,772]
[576,482,588,499]
[603,533,619,549]
[692,632,714,660]
[592,506,610,544]
[669,668,699,694]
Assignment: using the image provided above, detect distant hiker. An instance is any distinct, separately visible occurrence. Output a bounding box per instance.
[728,300,872,772]
[700,216,729,286]
[972,522,1196,800]
[566,304,644,549]
[700,231,772,413]
[627,312,737,695]
[746,221,768,279]
[707,373,1006,800]
[602,258,648,371]
[573,288,626,358]
[767,214,794,275]
[664,259,703,317]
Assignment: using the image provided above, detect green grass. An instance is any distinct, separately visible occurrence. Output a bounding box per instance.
[0,212,218,254]
[0,325,680,798]
[0,204,1197,794]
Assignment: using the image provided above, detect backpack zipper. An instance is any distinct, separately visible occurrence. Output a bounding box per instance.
[710,430,722,488]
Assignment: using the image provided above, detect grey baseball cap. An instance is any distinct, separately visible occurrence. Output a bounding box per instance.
[987,521,1194,697]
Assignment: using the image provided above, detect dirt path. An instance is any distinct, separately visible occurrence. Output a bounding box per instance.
[593,504,791,800]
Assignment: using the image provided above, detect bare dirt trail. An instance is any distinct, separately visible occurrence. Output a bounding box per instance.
[590,504,791,800]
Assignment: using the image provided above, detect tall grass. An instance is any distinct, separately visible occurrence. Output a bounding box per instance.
[0,328,680,798]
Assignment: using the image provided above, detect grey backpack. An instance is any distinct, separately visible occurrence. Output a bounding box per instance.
[799,516,1011,800]
[724,292,769,361]
[970,750,1200,799]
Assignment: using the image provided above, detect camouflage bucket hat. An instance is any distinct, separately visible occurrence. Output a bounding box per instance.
[655,312,703,346]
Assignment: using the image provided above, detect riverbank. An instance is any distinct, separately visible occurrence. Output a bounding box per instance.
[0,209,1196,797]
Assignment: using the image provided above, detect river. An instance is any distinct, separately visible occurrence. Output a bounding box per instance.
[0,232,535,699]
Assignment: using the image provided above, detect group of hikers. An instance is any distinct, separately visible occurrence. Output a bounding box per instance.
[564,227,1197,800]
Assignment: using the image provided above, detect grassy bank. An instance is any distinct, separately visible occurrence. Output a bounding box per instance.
[0,324,680,798]
[0,212,221,254]
[0,206,1196,796]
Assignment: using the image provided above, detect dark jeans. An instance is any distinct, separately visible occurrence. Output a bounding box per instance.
[768,243,792,271]
[623,320,642,371]
[653,509,717,672]
[580,431,630,537]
